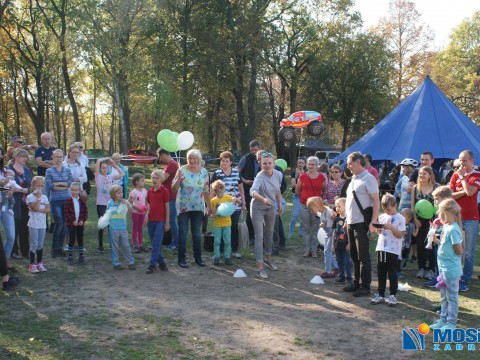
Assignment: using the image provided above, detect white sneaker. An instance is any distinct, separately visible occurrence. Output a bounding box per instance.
[36,262,47,272]
[424,270,434,280]
[28,264,39,273]
[370,294,385,305]
[263,259,278,271]
[429,319,446,330]
[233,252,242,259]
[257,269,268,279]
[388,295,397,307]
[416,268,425,278]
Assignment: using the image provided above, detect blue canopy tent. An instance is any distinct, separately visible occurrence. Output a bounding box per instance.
[329,76,480,165]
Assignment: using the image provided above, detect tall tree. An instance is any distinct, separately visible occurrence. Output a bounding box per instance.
[37,0,81,140]
[0,0,11,22]
[376,0,434,101]
[0,0,53,140]
[433,11,480,124]
[307,31,394,150]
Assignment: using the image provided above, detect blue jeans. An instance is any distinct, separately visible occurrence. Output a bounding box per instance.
[0,210,15,259]
[288,194,301,236]
[440,273,460,326]
[169,200,178,246]
[148,221,166,267]
[177,211,203,263]
[461,220,478,285]
[50,199,67,251]
[336,249,352,281]
[324,227,338,272]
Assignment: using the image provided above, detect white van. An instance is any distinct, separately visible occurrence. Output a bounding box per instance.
[315,151,341,163]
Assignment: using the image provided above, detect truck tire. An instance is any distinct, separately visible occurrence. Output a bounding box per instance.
[279,127,296,142]
[307,120,324,136]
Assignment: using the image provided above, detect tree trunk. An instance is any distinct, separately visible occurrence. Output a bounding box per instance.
[112,66,131,153]
[61,48,80,140]
[247,51,258,143]
[233,54,247,153]
[92,74,96,148]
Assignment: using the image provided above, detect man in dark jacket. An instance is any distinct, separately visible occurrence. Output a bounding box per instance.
[237,140,261,240]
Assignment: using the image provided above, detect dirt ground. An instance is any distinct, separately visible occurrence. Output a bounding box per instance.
[26,239,424,360]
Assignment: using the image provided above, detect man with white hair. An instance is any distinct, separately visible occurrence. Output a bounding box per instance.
[35,132,56,176]
[449,150,480,292]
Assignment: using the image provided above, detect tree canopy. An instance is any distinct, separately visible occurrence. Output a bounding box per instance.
[0,0,478,156]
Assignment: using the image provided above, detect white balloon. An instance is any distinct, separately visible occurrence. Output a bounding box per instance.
[317,228,327,246]
[177,131,194,150]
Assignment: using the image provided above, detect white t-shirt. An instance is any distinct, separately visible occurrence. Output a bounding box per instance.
[26,193,49,229]
[318,207,335,228]
[375,212,405,256]
[346,169,379,224]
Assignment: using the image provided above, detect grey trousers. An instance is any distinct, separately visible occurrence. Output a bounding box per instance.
[251,204,277,263]
[110,229,135,266]
[300,204,320,252]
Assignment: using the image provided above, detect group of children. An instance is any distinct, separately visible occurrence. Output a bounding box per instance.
[304,185,462,330]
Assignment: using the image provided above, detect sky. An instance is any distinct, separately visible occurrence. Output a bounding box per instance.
[353,0,480,49]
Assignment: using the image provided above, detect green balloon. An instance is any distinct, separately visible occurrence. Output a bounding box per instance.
[275,159,288,172]
[415,199,434,219]
[162,134,179,152]
[157,129,173,147]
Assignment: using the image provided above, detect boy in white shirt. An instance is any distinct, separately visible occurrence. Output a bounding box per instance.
[371,193,405,307]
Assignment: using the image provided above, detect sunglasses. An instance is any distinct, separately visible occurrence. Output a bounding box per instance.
[330,170,341,173]
[453,166,460,169]
[261,152,273,158]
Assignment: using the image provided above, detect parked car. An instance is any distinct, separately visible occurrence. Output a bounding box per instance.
[127,148,159,165]
[315,150,341,163]
[85,148,111,164]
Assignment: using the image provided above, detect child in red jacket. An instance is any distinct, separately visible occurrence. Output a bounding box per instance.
[64,182,88,265]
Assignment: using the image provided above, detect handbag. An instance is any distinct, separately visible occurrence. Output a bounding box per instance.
[204,232,214,252]
[238,209,250,249]
[352,190,373,226]
[162,230,172,246]
[86,166,95,181]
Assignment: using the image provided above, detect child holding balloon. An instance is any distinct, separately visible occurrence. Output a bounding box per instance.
[210,180,241,266]
[424,186,453,288]
[411,166,439,280]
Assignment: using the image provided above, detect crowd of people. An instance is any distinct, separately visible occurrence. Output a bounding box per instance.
[1,134,479,332]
